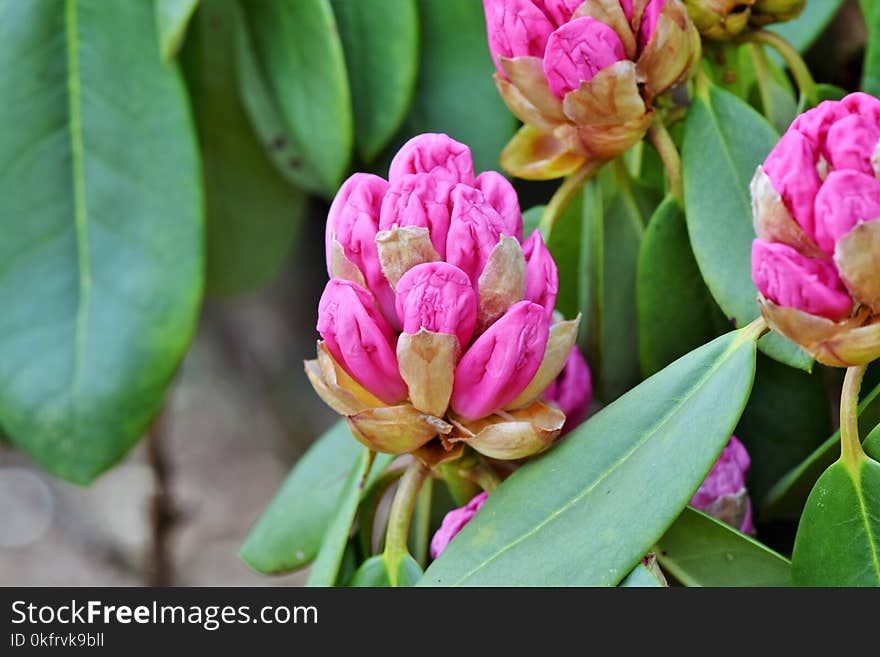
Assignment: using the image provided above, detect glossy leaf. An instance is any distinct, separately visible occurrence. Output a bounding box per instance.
[637,196,728,377]
[683,81,811,371]
[348,553,423,587]
[331,0,418,163]
[657,507,791,586]
[396,0,517,174]
[769,0,844,53]
[240,0,352,195]
[735,354,831,502]
[791,456,880,586]
[155,0,199,61]
[183,0,305,296]
[419,326,760,586]
[618,564,664,587]
[762,380,880,520]
[0,0,203,483]
[750,44,797,134]
[546,192,585,322]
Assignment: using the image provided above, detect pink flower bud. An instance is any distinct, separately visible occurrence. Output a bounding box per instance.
[451,300,551,420]
[474,171,524,242]
[395,262,478,348]
[542,345,592,435]
[325,173,396,324]
[691,436,754,535]
[446,184,518,284]
[430,492,488,559]
[317,279,407,404]
[538,0,589,25]
[483,0,555,73]
[824,114,880,175]
[751,240,853,321]
[542,16,627,99]
[639,0,667,50]
[388,133,475,185]
[522,229,559,317]
[379,173,454,258]
[813,170,880,255]
[762,129,821,241]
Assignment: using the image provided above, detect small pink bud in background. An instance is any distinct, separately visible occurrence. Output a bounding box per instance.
[762,129,821,240]
[813,170,880,255]
[522,230,559,318]
[395,262,478,348]
[446,185,515,284]
[751,240,853,321]
[379,173,453,258]
[317,279,407,404]
[389,133,475,184]
[451,300,550,420]
[430,491,488,559]
[542,346,592,435]
[483,0,555,73]
[639,0,667,50]
[474,171,523,242]
[542,17,627,99]
[691,436,755,535]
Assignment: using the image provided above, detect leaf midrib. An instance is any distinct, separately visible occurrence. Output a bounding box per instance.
[65,0,91,410]
[449,332,752,585]
[851,462,880,584]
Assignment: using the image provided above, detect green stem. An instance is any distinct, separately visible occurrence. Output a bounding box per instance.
[467,461,502,492]
[748,30,818,107]
[383,458,429,586]
[647,119,683,202]
[840,365,868,471]
[538,159,603,238]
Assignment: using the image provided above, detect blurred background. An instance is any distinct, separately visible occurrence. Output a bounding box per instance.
[0,0,869,586]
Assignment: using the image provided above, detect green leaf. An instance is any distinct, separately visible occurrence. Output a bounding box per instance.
[522,205,544,240]
[182,0,305,296]
[396,0,517,174]
[791,456,880,586]
[762,379,880,520]
[861,0,880,96]
[546,191,585,321]
[683,81,811,371]
[618,564,664,587]
[349,553,423,587]
[240,0,352,195]
[735,354,831,503]
[155,0,199,61]
[750,44,797,134]
[419,325,760,586]
[637,196,728,377]
[0,0,203,484]
[769,0,844,53]
[240,421,363,574]
[657,507,791,586]
[331,0,418,163]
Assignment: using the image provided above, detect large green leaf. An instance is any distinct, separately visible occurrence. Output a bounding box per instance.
[792,456,880,586]
[331,0,418,163]
[182,0,305,296]
[762,380,880,520]
[240,421,365,574]
[657,507,791,586]
[683,80,811,371]
[637,196,728,377]
[735,355,831,503]
[348,553,423,587]
[0,0,203,484]
[395,0,516,174]
[861,0,880,96]
[155,0,199,61]
[769,0,844,53]
[419,325,760,586]
[618,564,664,587]
[240,0,352,195]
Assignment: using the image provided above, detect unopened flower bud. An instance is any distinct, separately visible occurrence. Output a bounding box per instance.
[522,229,559,318]
[396,262,478,348]
[691,436,755,535]
[389,133,475,184]
[380,174,454,259]
[430,492,488,559]
[749,0,805,27]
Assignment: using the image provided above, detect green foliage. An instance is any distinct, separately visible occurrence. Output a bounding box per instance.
[155,0,199,61]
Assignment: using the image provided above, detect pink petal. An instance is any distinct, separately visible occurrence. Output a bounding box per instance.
[813,170,880,255]
[535,0,587,25]
[690,436,749,510]
[395,262,478,348]
[446,184,515,285]
[474,171,524,242]
[483,0,556,74]
[379,173,454,258]
[430,492,488,559]
[521,229,559,317]
[317,279,407,404]
[762,129,822,240]
[638,0,666,51]
[751,240,853,321]
[543,17,627,99]
[451,300,551,420]
[388,133,475,184]
[824,114,880,176]
[789,99,848,152]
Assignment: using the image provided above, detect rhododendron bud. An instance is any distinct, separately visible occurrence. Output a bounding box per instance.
[691,436,754,535]
[749,0,804,26]
[430,492,488,559]
[486,0,700,179]
[317,279,407,404]
[751,93,880,367]
[306,133,581,460]
[684,0,755,41]
[542,345,592,435]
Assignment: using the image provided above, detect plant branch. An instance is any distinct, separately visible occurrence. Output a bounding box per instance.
[648,118,683,201]
[538,159,603,237]
[747,30,818,107]
[383,458,429,586]
[840,365,867,471]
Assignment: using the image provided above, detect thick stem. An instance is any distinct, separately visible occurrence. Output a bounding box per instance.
[383,458,429,585]
[465,461,502,492]
[748,30,818,107]
[840,365,867,471]
[648,119,683,201]
[538,160,603,237]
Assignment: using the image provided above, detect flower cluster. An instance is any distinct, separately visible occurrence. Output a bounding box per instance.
[306,133,584,463]
[483,0,700,179]
[684,0,804,41]
[751,93,880,367]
